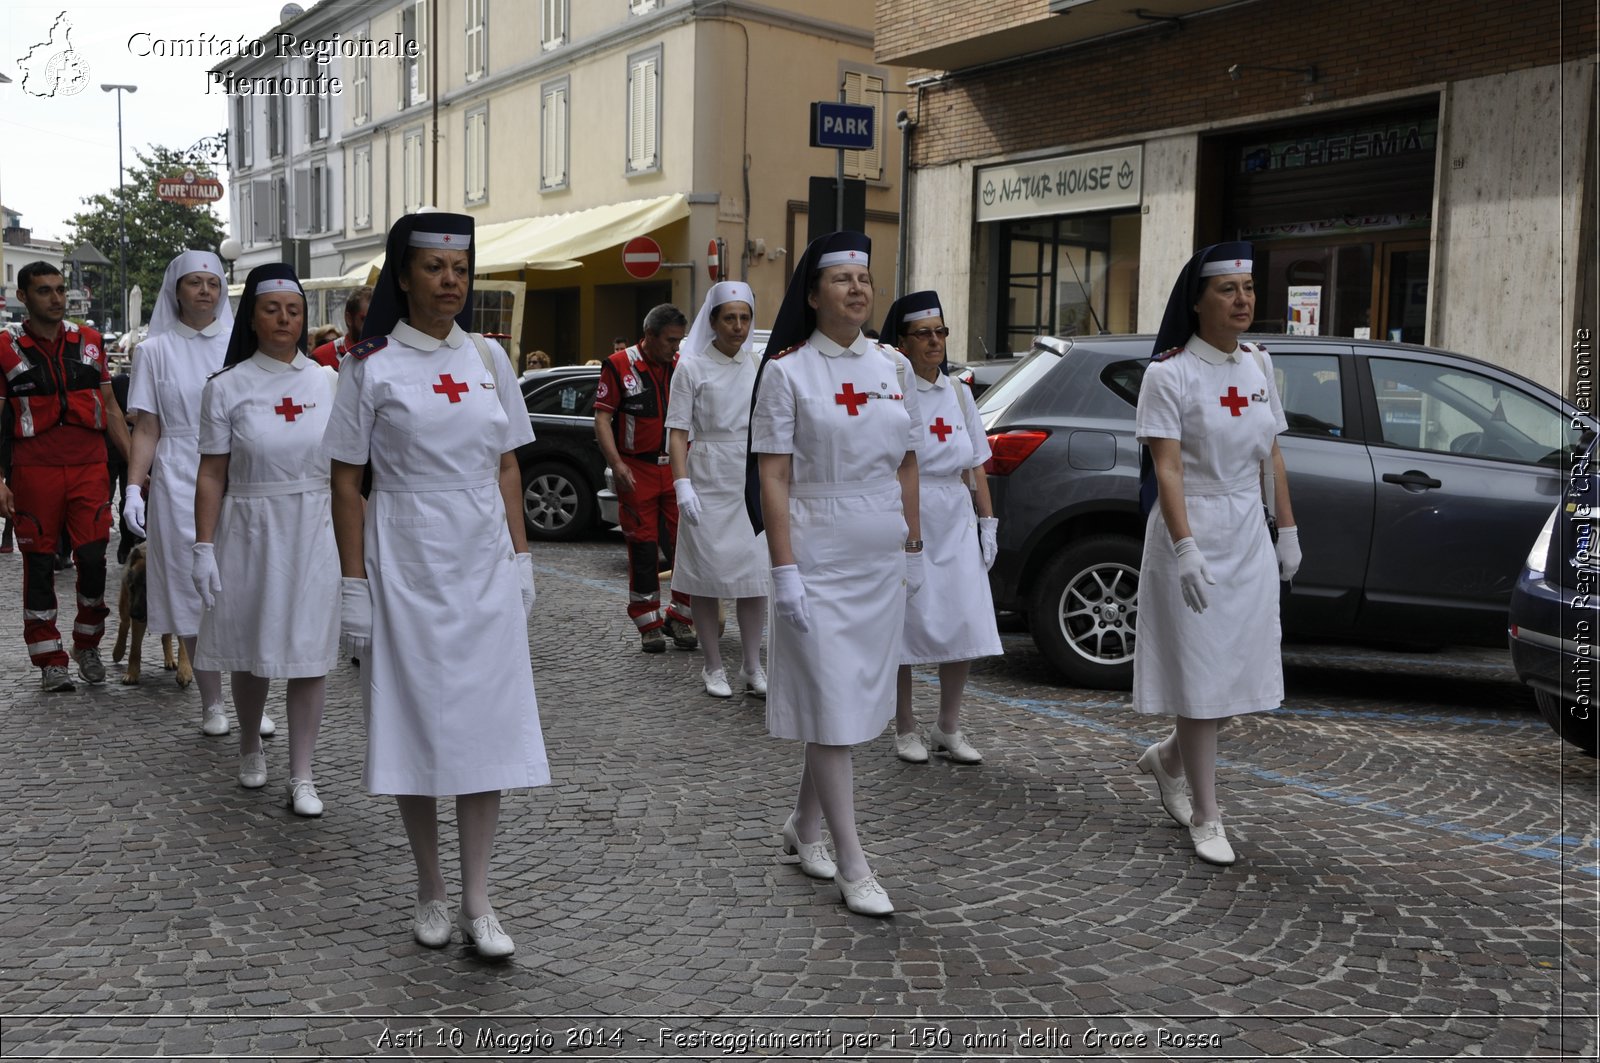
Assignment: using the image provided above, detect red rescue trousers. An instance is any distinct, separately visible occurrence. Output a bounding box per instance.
[10,463,113,666]
[617,454,692,633]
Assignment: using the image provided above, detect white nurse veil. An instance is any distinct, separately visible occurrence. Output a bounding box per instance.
[146,249,234,337]
[681,281,756,358]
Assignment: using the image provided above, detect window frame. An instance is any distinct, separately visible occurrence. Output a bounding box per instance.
[400,0,429,109]
[540,77,570,192]
[352,144,372,230]
[403,126,426,213]
[628,0,659,13]
[624,45,662,176]
[839,65,886,182]
[352,47,372,125]
[267,91,285,159]
[464,0,487,82]
[233,96,254,168]
[464,105,489,206]
[541,0,568,50]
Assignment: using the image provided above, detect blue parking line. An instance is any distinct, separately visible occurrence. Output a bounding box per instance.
[915,672,1600,879]
[535,560,1597,877]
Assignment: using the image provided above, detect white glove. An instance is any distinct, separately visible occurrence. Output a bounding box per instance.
[516,551,536,619]
[124,484,147,537]
[1275,525,1301,582]
[905,549,925,599]
[771,564,811,633]
[978,517,999,571]
[673,477,703,526]
[340,576,373,651]
[191,542,221,610]
[1172,536,1216,614]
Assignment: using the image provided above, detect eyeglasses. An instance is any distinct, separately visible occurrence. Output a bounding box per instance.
[904,327,950,341]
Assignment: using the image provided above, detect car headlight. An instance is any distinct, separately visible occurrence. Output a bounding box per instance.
[1524,505,1559,577]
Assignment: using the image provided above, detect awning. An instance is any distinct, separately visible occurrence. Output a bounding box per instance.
[338,193,690,281]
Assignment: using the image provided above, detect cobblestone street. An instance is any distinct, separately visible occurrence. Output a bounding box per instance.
[0,535,1595,1060]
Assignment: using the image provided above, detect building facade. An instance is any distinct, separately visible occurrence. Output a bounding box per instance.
[216,0,907,362]
[1,206,70,327]
[878,0,1595,393]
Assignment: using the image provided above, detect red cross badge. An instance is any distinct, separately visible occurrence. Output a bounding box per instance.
[834,382,868,416]
[1219,387,1249,416]
[274,397,305,422]
[929,417,954,441]
[433,374,469,403]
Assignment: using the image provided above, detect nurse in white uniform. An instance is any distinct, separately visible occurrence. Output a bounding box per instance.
[878,291,1003,766]
[667,281,769,699]
[749,232,923,917]
[325,212,546,959]
[126,250,274,739]
[192,263,339,817]
[1132,242,1302,866]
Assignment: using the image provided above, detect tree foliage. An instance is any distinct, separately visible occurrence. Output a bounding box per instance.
[65,145,227,328]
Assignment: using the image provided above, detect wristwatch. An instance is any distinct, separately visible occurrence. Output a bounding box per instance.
[904,539,924,552]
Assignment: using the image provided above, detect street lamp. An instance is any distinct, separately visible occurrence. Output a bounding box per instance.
[218,237,242,284]
[101,83,137,336]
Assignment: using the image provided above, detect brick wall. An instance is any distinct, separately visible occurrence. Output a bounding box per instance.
[875,0,1043,67]
[903,0,1595,168]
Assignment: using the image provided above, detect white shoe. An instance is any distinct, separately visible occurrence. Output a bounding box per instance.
[1189,820,1236,866]
[201,704,230,736]
[258,713,276,737]
[740,666,768,698]
[702,667,733,698]
[457,910,515,958]
[413,899,452,948]
[836,871,894,916]
[238,749,267,789]
[1136,741,1194,828]
[928,724,983,764]
[781,813,836,879]
[286,778,323,817]
[894,731,929,764]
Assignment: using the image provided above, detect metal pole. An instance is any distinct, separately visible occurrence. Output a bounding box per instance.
[115,91,125,335]
[895,113,914,299]
[834,84,845,232]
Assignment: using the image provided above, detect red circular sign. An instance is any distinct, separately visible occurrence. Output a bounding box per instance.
[706,238,720,282]
[622,236,662,280]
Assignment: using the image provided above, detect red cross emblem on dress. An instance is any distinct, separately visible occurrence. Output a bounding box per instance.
[929,417,954,441]
[1219,386,1249,417]
[834,382,869,416]
[433,374,469,403]
[274,398,304,422]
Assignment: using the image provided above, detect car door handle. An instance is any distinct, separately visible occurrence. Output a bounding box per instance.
[1382,470,1442,490]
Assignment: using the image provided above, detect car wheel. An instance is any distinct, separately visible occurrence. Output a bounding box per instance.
[1533,688,1599,757]
[1028,534,1140,690]
[522,461,596,542]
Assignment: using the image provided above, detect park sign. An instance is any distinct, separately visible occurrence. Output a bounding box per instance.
[157,170,225,207]
[810,101,874,151]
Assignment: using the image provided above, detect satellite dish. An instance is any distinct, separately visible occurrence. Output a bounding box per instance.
[280,3,304,22]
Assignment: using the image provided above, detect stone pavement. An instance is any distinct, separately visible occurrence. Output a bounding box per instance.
[0,535,1595,1060]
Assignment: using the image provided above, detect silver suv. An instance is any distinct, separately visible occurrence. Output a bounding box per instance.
[982,334,1592,689]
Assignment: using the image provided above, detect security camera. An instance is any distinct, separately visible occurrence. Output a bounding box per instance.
[895,109,914,131]
[1227,64,1242,81]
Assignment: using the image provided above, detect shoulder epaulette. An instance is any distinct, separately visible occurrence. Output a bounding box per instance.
[769,343,803,361]
[1151,346,1186,363]
[1239,340,1266,354]
[349,336,388,361]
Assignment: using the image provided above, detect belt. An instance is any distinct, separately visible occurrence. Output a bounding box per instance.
[691,431,744,443]
[228,477,329,498]
[790,476,897,499]
[1183,471,1260,497]
[622,453,672,466]
[920,474,966,488]
[371,469,499,493]
[159,428,200,439]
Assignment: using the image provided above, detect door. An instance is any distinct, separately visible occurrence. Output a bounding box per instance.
[1378,241,1430,344]
[1268,347,1373,634]
[1358,352,1571,642]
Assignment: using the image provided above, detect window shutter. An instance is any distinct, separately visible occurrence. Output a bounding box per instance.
[843,72,883,181]
[628,60,647,169]
[643,59,658,168]
[293,169,310,235]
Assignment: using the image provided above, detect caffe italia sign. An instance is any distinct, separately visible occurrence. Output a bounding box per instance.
[157,170,225,207]
[975,146,1142,223]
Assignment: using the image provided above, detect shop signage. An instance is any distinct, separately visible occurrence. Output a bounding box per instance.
[157,170,224,206]
[1287,287,1321,336]
[975,145,1141,223]
[1238,118,1437,174]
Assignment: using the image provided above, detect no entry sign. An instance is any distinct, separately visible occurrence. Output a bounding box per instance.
[622,236,663,280]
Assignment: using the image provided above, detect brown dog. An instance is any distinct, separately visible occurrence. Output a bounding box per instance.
[111,542,192,686]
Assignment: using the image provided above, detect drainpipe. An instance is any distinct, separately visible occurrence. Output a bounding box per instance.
[894,108,916,299]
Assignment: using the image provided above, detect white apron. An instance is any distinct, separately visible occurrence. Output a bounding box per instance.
[127,322,226,636]
[665,347,768,599]
[1132,337,1287,718]
[750,332,922,745]
[194,353,340,678]
[900,372,1002,665]
[321,322,549,796]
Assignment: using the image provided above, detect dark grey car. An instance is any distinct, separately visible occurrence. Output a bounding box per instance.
[982,334,1592,689]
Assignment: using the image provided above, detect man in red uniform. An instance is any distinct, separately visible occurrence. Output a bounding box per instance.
[0,262,133,690]
[309,285,372,369]
[594,304,697,653]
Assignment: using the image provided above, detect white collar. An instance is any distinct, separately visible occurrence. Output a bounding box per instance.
[1188,334,1240,365]
[809,329,874,359]
[914,369,949,392]
[173,317,225,339]
[250,351,311,373]
[701,344,746,365]
[394,319,468,352]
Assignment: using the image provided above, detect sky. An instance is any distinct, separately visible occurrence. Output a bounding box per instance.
[2,1,288,241]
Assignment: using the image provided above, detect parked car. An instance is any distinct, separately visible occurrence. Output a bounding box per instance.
[516,365,606,541]
[951,357,1026,401]
[1509,436,1600,755]
[982,333,1594,689]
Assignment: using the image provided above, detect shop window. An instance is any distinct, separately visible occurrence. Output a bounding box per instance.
[1370,358,1570,466]
[996,212,1139,353]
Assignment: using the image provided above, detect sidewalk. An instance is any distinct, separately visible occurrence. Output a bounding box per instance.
[0,537,1594,1059]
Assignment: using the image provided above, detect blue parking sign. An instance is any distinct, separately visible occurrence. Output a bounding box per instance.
[810,102,875,151]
